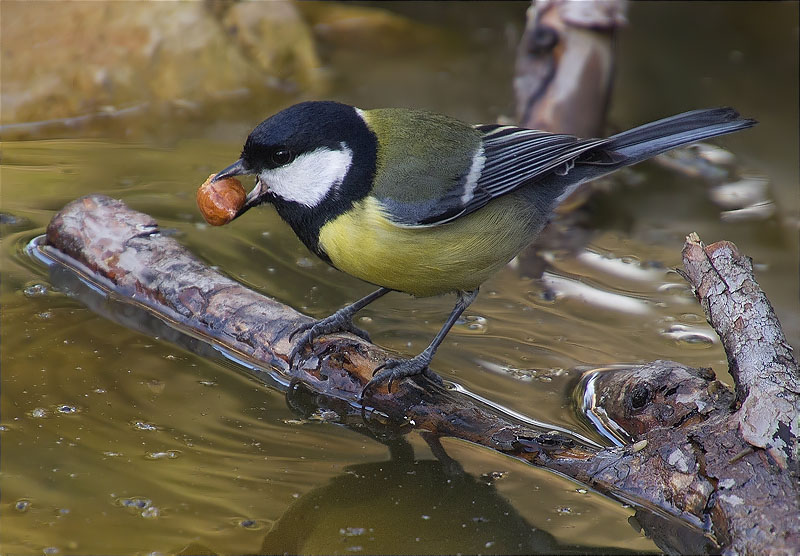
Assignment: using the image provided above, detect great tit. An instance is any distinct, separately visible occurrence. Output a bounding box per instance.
[212,101,754,394]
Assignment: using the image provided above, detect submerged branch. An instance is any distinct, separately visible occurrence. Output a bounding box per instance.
[42,196,595,461]
[39,195,799,554]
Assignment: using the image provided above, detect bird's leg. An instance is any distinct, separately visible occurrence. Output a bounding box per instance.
[362,289,479,397]
[288,287,391,364]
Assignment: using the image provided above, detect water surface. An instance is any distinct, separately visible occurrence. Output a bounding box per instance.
[2,3,798,554]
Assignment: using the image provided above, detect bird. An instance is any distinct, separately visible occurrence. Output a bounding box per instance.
[211,101,755,395]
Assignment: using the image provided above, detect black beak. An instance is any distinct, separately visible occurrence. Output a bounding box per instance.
[212,159,266,218]
[212,159,248,183]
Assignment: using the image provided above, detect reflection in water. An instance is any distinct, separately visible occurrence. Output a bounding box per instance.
[574,367,636,447]
[20,220,711,555]
[0,140,764,554]
[27,235,292,392]
[260,436,642,556]
[540,272,652,316]
[0,133,780,554]
[29,232,611,457]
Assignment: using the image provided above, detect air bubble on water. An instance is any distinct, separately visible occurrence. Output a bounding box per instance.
[141,506,160,519]
[480,471,508,483]
[455,315,488,334]
[23,283,50,297]
[131,420,159,431]
[340,527,366,536]
[145,450,181,460]
[119,497,151,509]
[308,409,339,423]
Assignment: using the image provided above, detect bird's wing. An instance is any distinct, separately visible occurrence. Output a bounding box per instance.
[380,124,614,227]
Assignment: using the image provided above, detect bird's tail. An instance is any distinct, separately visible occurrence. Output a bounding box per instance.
[605,107,757,164]
[550,107,755,206]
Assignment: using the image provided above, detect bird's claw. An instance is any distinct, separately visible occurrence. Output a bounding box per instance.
[360,355,442,399]
[288,320,314,342]
[287,312,371,365]
[287,328,315,365]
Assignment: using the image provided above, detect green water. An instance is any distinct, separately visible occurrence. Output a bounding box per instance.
[2,3,798,554]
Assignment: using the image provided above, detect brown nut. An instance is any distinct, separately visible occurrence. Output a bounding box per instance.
[197,174,246,226]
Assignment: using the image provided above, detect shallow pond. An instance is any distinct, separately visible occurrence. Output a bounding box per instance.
[1,2,798,554]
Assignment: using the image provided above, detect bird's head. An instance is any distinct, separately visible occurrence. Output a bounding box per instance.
[213,101,375,220]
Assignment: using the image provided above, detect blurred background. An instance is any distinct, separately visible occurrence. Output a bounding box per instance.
[2,2,798,554]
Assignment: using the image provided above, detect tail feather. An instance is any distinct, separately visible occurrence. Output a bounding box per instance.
[551,107,755,206]
[605,107,756,163]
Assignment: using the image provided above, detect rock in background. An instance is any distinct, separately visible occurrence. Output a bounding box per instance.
[0,1,323,125]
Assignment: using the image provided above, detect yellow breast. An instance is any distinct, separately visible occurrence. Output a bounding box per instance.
[317,192,543,297]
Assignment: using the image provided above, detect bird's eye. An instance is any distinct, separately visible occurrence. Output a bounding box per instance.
[270,148,295,167]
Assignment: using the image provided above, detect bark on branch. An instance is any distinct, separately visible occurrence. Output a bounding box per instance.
[36,195,799,554]
[681,234,800,469]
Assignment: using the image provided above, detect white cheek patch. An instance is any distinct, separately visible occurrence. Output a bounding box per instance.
[259,143,353,207]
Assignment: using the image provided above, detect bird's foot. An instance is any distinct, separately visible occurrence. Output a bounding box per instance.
[361,352,443,399]
[288,310,371,364]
